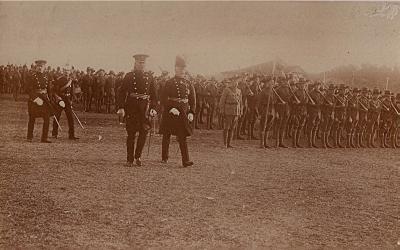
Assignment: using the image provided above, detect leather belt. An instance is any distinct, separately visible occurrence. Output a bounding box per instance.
[129,93,150,99]
[168,97,188,103]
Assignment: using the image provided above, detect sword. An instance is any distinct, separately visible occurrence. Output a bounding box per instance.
[53,115,62,131]
[147,117,155,156]
[71,109,85,129]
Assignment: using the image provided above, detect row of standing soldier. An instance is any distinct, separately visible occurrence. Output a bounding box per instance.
[217,73,400,149]
[8,59,400,150]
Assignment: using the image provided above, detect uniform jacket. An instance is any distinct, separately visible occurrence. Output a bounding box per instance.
[219,86,242,116]
[159,76,196,137]
[26,71,54,117]
[117,70,157,131]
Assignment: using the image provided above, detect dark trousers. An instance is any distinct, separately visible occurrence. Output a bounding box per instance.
[27,115,50,141]
[162,134,189,164]
[126,129,148,163]
[52,101,75,137]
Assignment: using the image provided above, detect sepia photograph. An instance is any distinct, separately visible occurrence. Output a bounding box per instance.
[0,1,399,248]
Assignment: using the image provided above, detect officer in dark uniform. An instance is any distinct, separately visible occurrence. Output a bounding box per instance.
[117,54,157,167]
[159,56,196,167]
[26,60,53,143]
[51,65,78,140]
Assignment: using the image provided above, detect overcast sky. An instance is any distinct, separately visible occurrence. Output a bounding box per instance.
[0,2,399,75]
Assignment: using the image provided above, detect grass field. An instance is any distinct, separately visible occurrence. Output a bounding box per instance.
[1,94,399,249]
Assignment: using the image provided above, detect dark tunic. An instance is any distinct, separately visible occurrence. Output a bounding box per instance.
[117,70,157,132]
[26,71,53,118]
[159,76,196,137]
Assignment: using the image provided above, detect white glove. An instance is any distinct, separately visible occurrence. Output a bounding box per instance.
[117,108,125,117]
[59,100,66,108]
[149,109,157,117]
[33,97,43,106]
[169,108,180,116]
[188,113,194,122]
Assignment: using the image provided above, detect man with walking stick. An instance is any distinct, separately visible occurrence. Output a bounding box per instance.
[26,60,54,143]
[51,64,79,140]
[117,54,158,167]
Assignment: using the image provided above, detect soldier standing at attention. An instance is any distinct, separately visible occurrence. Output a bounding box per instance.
[320,84,335,148]
[159,56,196,167]
[332,84,347,148]
[26,60,53,143]
[257,77,275,148]
[305,81,322,148]
[379,90,393,148]
[345,88,359,148]
[204,79,218,130]
[117,54,158,167]
[290,78,308,148]
[366,88,381,148]
[219,78,242,148]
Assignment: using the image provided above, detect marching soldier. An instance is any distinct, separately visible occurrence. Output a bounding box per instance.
[51,65,79,140]
[219,78,242,148]
[159,56,196,167]
[117,54,157,167]
[26,60,53,143]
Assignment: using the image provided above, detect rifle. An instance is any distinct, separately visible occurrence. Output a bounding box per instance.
[71,109,85,129]
[147,116,155,156]
[288,83,301,104]
[333,94,346,107]
[272,87,286,104]
[305,89,316,105]
[316,89,333,106]
[357,96,368,112]
[389,99,400,116]
[378,98,390,111]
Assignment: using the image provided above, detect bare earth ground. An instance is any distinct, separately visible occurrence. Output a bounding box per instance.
[0,94,399,249]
